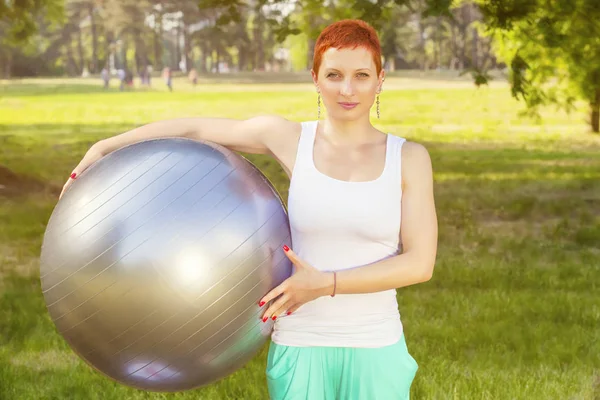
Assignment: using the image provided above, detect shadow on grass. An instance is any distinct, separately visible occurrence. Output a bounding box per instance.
[0,83,136,97]
[0,73,314,98]
[0,123,138,137]
[0,165,60,198]
[423,140,600,175]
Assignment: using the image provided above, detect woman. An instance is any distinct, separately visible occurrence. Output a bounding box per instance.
[61,19,437,400]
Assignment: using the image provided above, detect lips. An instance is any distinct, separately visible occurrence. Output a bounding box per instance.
[338,102,358,109]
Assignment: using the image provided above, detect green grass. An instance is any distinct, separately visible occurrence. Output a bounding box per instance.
[1,74,599,399]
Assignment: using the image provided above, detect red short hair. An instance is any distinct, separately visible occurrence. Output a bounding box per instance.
[312,19,382,76]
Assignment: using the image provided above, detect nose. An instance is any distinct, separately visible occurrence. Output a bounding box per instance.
[340,79,353,97]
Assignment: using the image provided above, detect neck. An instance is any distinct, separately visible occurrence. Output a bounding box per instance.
[321,116,382,145]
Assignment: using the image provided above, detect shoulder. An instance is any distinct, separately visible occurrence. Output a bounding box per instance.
[401,141,432,165]
[241,115,302,151]
[259,115,307,145]
[249,116,304,172]
[399,140,433,187]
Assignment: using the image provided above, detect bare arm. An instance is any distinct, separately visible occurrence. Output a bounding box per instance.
[331,141,439,293]
[96,115,296,156]
[60,115,298,199]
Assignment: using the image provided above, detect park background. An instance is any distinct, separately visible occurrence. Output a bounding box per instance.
[1,0,599,399]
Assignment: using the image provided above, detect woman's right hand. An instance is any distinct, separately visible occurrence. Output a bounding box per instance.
[59,144,105,200]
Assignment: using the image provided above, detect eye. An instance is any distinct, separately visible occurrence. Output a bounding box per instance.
[357,72,369,77]
[326,72,339,78]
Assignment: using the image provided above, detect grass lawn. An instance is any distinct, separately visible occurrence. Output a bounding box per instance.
[0,74,599,399]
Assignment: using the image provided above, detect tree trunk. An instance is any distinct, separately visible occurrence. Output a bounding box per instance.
[237,26,249,71]
[105,31,114,70]
[460,25,467,68]
[200,43,208,73]
[238,45,246,71]
[66,38,78,76]
[3,50,12,78]
[592,88,600,133]
[153,11,163,70]
[89,5,98,72]
[434,17,442,69]
[175,21,182,71]
[254,10,265,70]
[450,24,457,69]
[472,26,479,69]
[77,27,85,74]
[184,25,191,72]
[416,13,426,70]
[134,33,146,74]
[121,39,128,71]
[460,4,470,69]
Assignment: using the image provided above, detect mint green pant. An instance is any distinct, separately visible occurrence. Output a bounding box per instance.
[266,334,418,400]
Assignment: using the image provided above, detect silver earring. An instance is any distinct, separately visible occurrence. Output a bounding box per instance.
[317,93,321,119]
[376,94,380,119]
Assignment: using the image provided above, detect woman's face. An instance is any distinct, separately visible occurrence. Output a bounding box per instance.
[312,46,384,122]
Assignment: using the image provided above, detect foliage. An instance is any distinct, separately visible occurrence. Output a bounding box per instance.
[3,0,494,79]
[202,0,454,36]
[478,0,600,131]
[0,0,64,44]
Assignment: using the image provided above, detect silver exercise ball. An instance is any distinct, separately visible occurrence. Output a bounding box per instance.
[39,138,292,392]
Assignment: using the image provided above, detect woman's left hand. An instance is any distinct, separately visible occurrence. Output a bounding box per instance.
[259,245,334,322]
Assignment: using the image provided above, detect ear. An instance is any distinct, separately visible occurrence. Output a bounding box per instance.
[378,69,385,92]
[311,69,319,91]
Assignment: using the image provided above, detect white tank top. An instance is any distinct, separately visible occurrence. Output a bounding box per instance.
[271,120,406,348]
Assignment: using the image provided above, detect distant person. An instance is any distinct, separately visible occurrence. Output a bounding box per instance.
[188,68,198,86]
[146,65,153,87]
[125,70,134,89]
[117,69,126,91]
[101,68,110,89]
[139,65,152,87]
[139,68,146,86]
[162,67,172,92]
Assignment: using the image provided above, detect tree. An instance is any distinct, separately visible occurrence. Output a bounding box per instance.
[0,0,64,42]
[0,0,64,77]
[66,0,102,73]
[478,0,600,133]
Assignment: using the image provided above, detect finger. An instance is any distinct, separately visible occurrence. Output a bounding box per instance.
[272,299,296,319]
[261,292,290,322]
[258,279,288,307]
[59,173,77,200]
[285,303,303,315]
[282,245,307,268]
[261,294,284,321]
[59,180,72,200]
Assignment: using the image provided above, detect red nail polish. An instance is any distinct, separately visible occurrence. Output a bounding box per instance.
[287,311,292,315]
[262,317,268,322]
[272,315,277,321]
[283,245,289,252]
[70,173,77,179]
[259,301,265,307]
